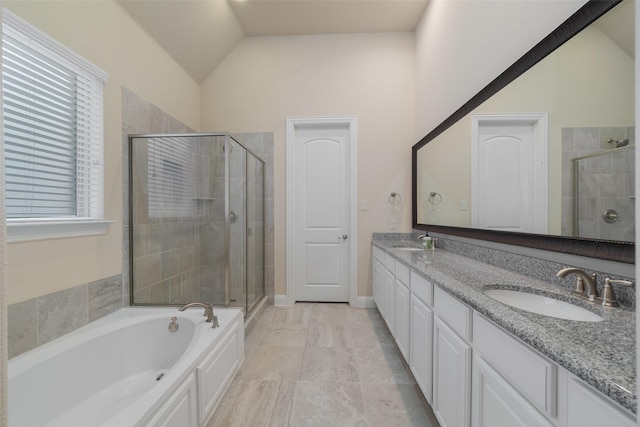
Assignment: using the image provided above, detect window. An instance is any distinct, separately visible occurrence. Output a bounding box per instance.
[2,9,110,242]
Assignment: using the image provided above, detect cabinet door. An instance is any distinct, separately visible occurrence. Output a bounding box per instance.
[383,268,395,334]
[373,259,384,314]
[472,355,554,427]
[566,376,635,427]
[394,279,411,362]
[433,317,471,427]
[410,294,433,404]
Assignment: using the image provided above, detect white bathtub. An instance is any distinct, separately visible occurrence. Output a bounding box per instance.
[9,306,244,427]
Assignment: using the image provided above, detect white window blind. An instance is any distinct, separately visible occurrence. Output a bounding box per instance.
[2,9,107,221]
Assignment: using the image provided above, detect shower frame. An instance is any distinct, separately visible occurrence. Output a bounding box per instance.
[127,132,266,316]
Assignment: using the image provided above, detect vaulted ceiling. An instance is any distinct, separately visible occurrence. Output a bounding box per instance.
[117,0,633,84]
[117,0,430,82]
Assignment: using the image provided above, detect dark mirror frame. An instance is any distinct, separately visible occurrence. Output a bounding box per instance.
[412,0,634,264]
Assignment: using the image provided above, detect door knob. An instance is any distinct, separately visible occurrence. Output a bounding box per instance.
[338,234,348,240]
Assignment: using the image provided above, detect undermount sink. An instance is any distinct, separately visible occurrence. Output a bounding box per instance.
[484,289,604,322]
[392,245,423,252]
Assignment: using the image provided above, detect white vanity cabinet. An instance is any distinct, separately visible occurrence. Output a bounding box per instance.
[433,286,472,427]
[371,244,636,427]
[409,271,434,403]
[394,261,411,362]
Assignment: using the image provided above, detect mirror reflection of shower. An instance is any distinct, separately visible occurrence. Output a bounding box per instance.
[561,126,635,242]
[128,133,266,316]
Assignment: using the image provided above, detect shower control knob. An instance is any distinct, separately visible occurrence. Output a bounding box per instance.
[603,209,620,224]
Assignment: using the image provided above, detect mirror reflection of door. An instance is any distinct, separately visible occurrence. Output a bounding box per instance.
[471,114,548,233]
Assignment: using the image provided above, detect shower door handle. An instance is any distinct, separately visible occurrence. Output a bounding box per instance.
[338,234,348,240]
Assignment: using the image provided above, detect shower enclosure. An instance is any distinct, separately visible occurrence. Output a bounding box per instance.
[572,144,635,242]
[128,133,265,315]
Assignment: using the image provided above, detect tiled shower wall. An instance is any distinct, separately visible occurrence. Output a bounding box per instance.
[122,88,275,306]
[561,126,635,241]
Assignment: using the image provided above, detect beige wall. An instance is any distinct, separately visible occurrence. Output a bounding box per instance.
[200,33,416,298]
[4,1,200,304]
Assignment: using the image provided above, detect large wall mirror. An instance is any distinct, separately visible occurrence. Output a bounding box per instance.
[413,0,634,263]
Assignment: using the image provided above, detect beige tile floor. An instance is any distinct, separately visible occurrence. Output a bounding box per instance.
[207,303,441,427]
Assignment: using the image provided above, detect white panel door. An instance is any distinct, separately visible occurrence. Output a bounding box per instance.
[294,126,350,302]
[471,114,548,234]
[476,123,533,231]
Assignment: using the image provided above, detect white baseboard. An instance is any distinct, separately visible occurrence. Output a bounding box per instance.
[353,296,376,308]
[274,295,290,306]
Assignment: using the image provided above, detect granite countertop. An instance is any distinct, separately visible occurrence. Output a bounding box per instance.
[372,240,636,414]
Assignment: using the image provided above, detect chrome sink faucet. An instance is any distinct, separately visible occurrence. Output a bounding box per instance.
[556,267,599,303]
[178,302,219,328]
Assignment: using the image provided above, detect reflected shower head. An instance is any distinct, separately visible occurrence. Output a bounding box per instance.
[607,138,629,148]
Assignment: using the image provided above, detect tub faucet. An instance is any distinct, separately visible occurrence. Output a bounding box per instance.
[556,267,599,303]
[178,302,219,328]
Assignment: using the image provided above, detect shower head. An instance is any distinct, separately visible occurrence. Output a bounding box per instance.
[607,138,629,148]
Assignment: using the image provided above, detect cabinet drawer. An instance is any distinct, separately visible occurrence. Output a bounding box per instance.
[411,271,433,307]
[473,312,557,418]
[434,286,472,341]
[383,252,396,273]
[395,261,410,286]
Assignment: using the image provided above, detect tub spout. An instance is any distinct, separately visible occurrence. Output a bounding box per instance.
[178,302,219,328]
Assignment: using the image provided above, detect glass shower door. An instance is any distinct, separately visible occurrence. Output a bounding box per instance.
[227,138,247,309]
[246,153,265,312]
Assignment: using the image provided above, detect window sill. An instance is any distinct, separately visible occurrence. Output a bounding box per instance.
[7,219,115,243]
